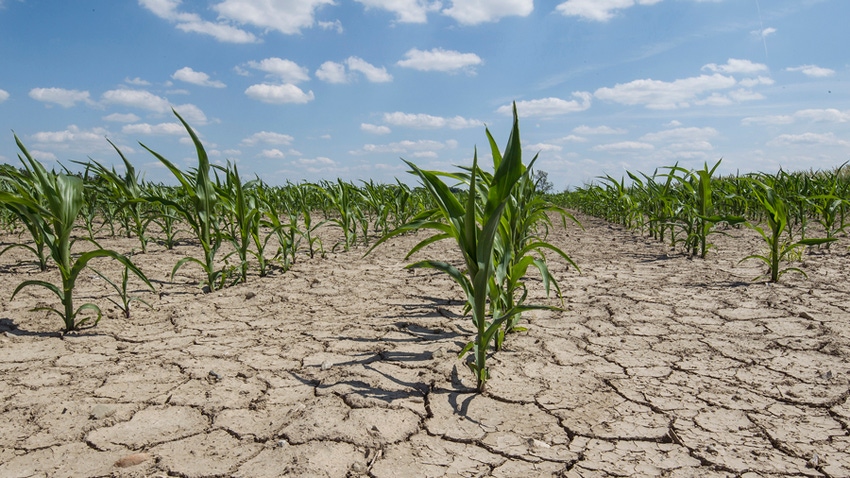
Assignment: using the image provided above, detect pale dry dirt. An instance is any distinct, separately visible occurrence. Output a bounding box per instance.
[1,213,849,478]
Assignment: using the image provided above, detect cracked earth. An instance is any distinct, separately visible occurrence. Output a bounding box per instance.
[1,213,849,477]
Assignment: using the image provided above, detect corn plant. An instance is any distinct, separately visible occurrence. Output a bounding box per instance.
[142,109,228,292]
[313,179,367,252]
[215,162,261,283]
[740,176,836,282]
[0,164,50,271]
[92,254,154,318]
[3,135,152,332]
[77,140,154,252]
[371,104,562,392]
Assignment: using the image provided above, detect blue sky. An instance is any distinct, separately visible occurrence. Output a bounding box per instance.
[0,0,847,189]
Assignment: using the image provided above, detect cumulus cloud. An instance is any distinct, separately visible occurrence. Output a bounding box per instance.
[555,0,662,22]
[318,20,343,33]
[316,61,348,83]
[640,126,718,143]
[355,0,441,23]
[786,64,835,78]
[346,57,393,83]
[383,112,480,129]
[28,125,113,154]
[29,87,92,108]
[396,48,483,73]
[0,89,8,103]
[139,0,258,43]
[244,83,315,104]
[214,0,334,35]
[101,88,171,113]
[259,148,286,159]
[361,123,392,134]
[702,58,768,75]
[103,113,141,123]
[317,57,392,83]
[241,131,295,146]
[594,74,737,110]
[442,0,533,25]
[246,58,310,84]
[498,92,592,117]
[172,67,226,88]
[526,143,562,153]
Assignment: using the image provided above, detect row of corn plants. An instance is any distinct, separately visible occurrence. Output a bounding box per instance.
[556,160,846,282]
[0,110,437,330]
[371,104,580,392]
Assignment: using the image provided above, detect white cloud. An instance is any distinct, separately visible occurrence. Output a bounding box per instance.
[101,88,171,113]
[592,141,655,152]
[291,156,340,173]
[103,113,141,123]
[556,134,588,143]
[0,89,8,103]
[527,143,562,152]
[139,0,258,43]
[752,27,776,37]
[354,139,456,155]
[28,87,92,108]
[640,126,718,143]
[28,125,113,154]
[786,64,835,78]
[361,123,392,135]
[125,77,151,86]
[28,150,59,162]
[316,61,348,83]
[122,122,186,135]
[346,57,393,83]
[738,76,774,87]
[396,48,483,73]
[172,67,226,88]
[318,19,343,33]
[743,108,850,125]
[702,58,768,75]
[259,148,286,159]
[767,132,850,148]
[355,0,441,23]
[247,58,310,84]
[442,0,534,25]
[594,74,737,110]
[244,84,315,104]
[383,112,480,129]
[573,125,626,135]
[172,103,208,125]
[499,92,592,117]
[241,131,295,146]
[215,0,335,35]
[555,0,662,22]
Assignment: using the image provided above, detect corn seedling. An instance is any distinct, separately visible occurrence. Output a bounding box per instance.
[740,176,836,282]
[142,109,228,291]
[92,253,154,318]
[3,135,152,332]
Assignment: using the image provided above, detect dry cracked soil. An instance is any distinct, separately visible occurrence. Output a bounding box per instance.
[1,212,849,477]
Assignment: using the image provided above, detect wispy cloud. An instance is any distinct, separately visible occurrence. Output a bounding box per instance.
[241,131,295,146]
[361,123,392,135]
[29,87,93,108]
[316,57,392,83]
[0,89,9,103]
[743,108,850,125]
[767,132,850,148]
[786,64,835,78]
[138,0,258,43]
[702,58,768,75]
[396,48,483,73]
[594,74,737,109]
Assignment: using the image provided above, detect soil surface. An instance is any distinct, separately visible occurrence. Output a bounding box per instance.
[1,213,849,477]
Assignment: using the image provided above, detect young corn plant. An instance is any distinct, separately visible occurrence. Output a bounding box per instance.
[3,135,153,332]
[142,109,228,292]
[371,104,560,392]
[92,254,154,319]
[740,176,836,282]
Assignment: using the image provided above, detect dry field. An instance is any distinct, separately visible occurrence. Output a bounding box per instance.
[1,212,849,477]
